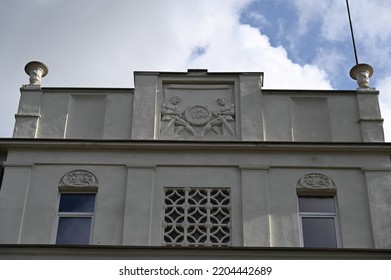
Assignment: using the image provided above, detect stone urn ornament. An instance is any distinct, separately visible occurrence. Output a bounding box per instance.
[24,61,48,87]
[349,63,374,89]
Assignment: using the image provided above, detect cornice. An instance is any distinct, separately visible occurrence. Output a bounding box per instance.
[1,138,391,153]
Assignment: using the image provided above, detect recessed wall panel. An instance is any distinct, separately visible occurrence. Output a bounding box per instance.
[66,95,106,139]
[291,97,331,141]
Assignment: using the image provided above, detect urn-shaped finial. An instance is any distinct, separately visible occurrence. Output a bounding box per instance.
[24,61,48,86]
[349,63,374,89]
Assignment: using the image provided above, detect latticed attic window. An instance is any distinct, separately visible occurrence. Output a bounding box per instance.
[163,187,231,247]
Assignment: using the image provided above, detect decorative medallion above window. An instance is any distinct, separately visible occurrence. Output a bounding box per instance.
[296,173,336,193]
[59,170,98,192]
[163,187,231,247]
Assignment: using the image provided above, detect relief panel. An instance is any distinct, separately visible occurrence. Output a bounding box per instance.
[159,84,237,139]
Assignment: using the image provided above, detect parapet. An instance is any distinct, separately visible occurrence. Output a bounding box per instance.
[13,63,384,142]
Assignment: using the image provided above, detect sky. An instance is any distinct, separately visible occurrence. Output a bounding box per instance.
[1,0,391,140]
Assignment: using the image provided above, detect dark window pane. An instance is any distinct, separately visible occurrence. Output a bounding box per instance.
[302,217,337,248]
[59,194,95,212]
[56,217,92,244]
[299,197,335,212]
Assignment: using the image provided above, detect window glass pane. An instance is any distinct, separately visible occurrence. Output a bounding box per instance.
[299,197,335,213]
[56,217,92,244]
[302,217,337,248]
[59,194,95,212]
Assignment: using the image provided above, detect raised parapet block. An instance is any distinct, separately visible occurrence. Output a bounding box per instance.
[131,69,264,141]
[356,90,384,142]
[349,63,383,142]
[13,61,49,138]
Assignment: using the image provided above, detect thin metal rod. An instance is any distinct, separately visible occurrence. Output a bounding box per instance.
[346,0,359,65]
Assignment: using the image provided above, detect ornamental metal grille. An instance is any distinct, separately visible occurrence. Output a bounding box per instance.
[163,187,231,247]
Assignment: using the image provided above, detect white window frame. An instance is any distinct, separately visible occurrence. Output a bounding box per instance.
[298,196,341,248]
[55,193,96,245]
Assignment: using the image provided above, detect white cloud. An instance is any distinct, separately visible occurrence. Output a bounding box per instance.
[292,0,330,36]
[245,10,270,28]
[312,47,349,87]
[153,3,332,89]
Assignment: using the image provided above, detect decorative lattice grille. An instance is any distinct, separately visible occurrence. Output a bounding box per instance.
[163,187,231,247]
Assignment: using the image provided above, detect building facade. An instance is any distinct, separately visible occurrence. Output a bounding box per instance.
[0,62,390,258]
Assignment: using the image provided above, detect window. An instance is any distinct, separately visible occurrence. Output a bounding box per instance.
[298,196,339,248]
[163,187,231,247]
[56,193,96,245]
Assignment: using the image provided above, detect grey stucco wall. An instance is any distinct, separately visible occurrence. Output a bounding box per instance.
[0,145,388,248]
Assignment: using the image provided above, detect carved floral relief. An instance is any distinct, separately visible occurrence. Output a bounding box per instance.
[59,170,98,188]
[297,173,336,190]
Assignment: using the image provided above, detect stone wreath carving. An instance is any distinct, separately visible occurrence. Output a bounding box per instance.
[297,173,335,190]
[59,170,98,188]
[160,96,235,136]
[184,105,212,127]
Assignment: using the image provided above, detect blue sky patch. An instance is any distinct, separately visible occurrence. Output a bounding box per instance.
[190,46,208,60]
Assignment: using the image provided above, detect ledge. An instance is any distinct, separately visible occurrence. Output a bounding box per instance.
[1,138,391,153]
[15,113,41,118]
[359,118,384,122]
[0,244,390,260]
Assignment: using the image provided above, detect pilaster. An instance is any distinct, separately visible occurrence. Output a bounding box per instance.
[239,73,263,141]
[122,165,156,245]
[131,73,159,139]
[0,163,33,243]
[362,167,391,248]
[13,87,42,138]
[356,90,384,142]
[240,165,270,246]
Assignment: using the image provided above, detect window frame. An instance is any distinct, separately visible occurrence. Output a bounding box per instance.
[55,192,97,245]
[298,195,341,248]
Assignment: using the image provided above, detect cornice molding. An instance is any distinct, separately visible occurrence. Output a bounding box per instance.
[1,139,391,153]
